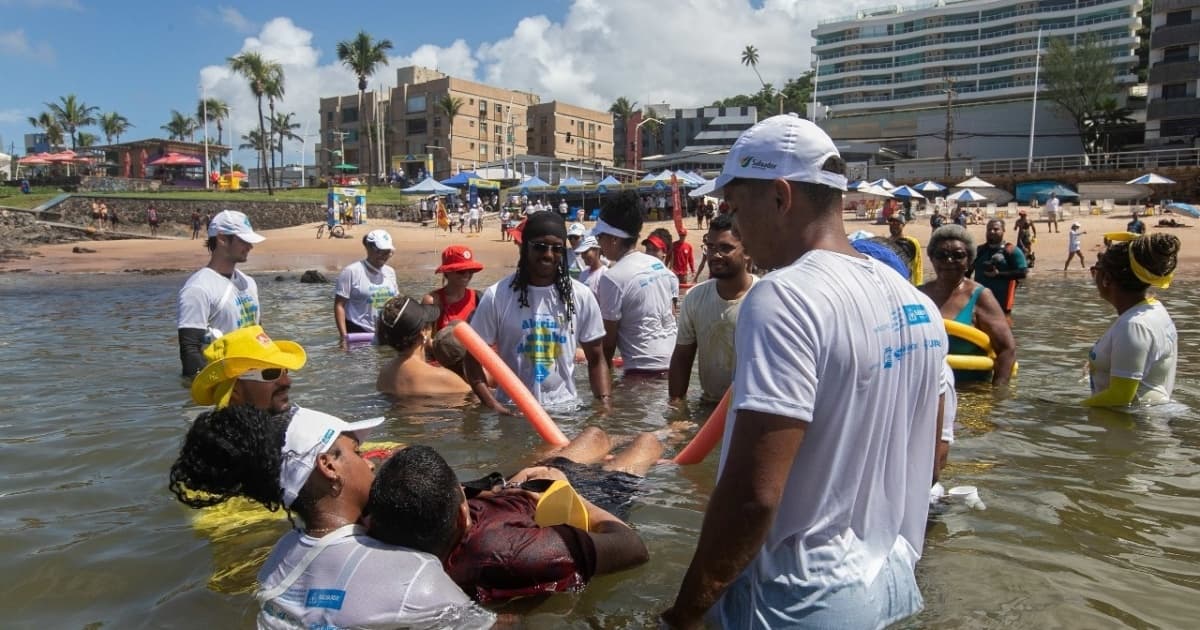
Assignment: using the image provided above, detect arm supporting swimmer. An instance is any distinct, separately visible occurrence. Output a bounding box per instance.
[334,295,349,340]
[178,328,208,377]
[973,288,1016,387]
[663,410,807,628]
[667,342,698,402]
[464,353,511,415]
[1083,376,1140,407]
[581,497,649,576]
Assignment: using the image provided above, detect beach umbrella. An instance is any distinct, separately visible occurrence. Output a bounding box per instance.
[147,152,202,167]
[947,188,988,202]
[891,185,925,199]
[955,176,994,188]
[857,183,894,198]
[869,178,895,189]
[333,163,358,171]
[1126,173,1175,185]
[914,180,945,192]
[19,153,51,165]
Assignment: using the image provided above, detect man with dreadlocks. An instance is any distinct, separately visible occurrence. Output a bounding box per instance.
[465,212,612,413]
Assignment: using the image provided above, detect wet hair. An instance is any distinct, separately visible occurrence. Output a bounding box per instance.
[599,192,644,247]
[708,213,735,234]
[510,216,577,324]
[928,224,975,258]
[169,405,289,513]
[1098,233,1180,292]
[376,295,436,353]
[367,445,463,558]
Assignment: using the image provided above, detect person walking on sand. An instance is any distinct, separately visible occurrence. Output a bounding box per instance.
[147,204,160,237]
[1045,192,1061,233]
[1065,221,1087,270]
[670,228,695,287]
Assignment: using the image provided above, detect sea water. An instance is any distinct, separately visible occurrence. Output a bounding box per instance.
[0,270,1196,628]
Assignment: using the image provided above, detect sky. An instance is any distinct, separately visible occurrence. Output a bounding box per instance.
[0,0,883,166]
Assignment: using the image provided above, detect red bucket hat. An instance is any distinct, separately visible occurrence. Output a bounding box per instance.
[436,245,484,274]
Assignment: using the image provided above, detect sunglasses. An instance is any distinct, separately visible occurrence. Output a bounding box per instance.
[931,250,969,262]
[529,241,566,255]
[238,368,288,382]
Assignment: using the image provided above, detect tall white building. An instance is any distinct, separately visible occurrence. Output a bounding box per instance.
[811,0,1142,161]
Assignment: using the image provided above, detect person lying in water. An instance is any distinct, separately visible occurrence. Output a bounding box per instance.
[366,428,662,604]
[376,295,473,397]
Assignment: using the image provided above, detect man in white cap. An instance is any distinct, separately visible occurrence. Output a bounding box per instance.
[663,114,946,629]
[574,235,606,295]
[177,209,266,376]
[334,229,399,342]
[566,221,588,271]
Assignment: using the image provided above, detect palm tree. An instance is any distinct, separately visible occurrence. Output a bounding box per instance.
[270,111,302,187]
[436,95,464,176]
[46,94,99,150]
[608,97,638,121]
[741,44,782,114]
[239,129,277,187]
[76,132,99,148]
[337,31,394,190]
[197,97,230,146]
[262,66,285,191]
[27,111,65,149]
[228,51,280,194]
[98,111,133,144]
[161,110,199,141]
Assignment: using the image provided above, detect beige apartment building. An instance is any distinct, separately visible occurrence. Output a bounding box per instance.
[527,101,615,166]
[317,66,613,181]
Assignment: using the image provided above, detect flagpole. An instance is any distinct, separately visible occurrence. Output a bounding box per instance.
[202,85,210,189]
[1026,29,1042,173]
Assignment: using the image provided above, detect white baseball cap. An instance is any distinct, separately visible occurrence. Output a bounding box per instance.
[279,408,383,508]
[365,229,395,251]
[712,113,847,194]
[567,222,587,237]
[208,209,266,243]
[573,235,600,253]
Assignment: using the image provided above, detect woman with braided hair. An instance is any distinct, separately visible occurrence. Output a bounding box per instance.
[168,405,481,628]
[1085,232,1180,406]
[465,211,612,413]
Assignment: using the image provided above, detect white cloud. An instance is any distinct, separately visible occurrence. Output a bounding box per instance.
[0,107,30,124]
[201,1,883,167]
[0,28,55,61]
[218,6,256,34]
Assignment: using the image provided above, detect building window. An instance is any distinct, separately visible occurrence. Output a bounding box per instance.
[469,120,475,128]
[1163,46,1191,64]
[433,115,442,127]
[481,122,488,134]
[1165,10,1191,27]
[480,143,488,155]
[406,95,427,113]
[469,98,475,105]
[469,142,475,149]
[495,103,503,115]
[479,99,488,112]
[342,107,359,124]
[326,111,333,121]
[1163,82,1190,99]
[406,118,428,135]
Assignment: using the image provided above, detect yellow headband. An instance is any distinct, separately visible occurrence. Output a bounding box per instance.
[1103,232,1172,288]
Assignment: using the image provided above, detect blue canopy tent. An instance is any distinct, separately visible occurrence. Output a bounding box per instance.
[518,176,551,195]
[440,171,483,187]
[594,175,621,195]
[914,180,946,193]
[401,177,459,195]
[560,176,585,187]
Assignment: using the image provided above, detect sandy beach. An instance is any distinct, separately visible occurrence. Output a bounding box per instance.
[1,209,1195,278]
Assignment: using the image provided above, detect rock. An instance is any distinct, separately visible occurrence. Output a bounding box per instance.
[300,270,327,283]
[275,275,285,282]
[72,246,97,254]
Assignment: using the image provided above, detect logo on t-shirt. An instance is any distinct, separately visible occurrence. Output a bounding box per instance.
[305,588,346,610]
[902,303,931,325]
[369,284,396,310]
[518,317,567,383]
[235,293,259,328]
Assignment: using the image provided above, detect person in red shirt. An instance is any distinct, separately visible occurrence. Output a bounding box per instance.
[671,228,695,285]
[423,245,485,331]
[367,431,657,603]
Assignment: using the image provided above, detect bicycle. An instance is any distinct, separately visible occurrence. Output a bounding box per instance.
[316,222,345,239]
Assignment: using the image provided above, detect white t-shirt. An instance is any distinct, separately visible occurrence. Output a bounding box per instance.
[1046,197,1061,218]
[941,361,956,443]
[676,276,758,402]
[469,205,481,221]
[1089,298,1177,403]
[177,267,260,335]
[257,526,491,630]
[717,251,946,620]
[471,274,605,407]
[595,251,678,371]
[577,264,607,296]
[335,260,399,332]
[1067,228,1083,253]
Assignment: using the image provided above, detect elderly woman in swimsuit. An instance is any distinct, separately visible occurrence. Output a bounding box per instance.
[920,224,1017,386]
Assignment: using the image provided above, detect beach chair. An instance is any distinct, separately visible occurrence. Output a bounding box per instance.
[587,208,600,221]
[1102,199,1115,213]
[993,203,1006,219]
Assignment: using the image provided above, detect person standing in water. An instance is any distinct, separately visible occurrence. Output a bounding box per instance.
[423,245,485,332]
[1084,233,1179,406]
[334,230,399,342]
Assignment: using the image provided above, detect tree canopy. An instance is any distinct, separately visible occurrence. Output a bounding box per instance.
[1042,34,1123,152]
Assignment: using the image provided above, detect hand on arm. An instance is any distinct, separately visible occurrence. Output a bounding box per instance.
[662,410,807,628]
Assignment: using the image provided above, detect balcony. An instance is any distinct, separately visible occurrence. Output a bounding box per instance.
[1149,60,1200,85]
[1148,97,1200,120]
[1151,22,1200,49]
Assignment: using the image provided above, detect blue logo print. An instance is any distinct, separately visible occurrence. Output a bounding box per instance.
[305,589,346,610]
[902,304,931,325]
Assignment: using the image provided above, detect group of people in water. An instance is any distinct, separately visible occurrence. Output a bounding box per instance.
[170,113,1182,628]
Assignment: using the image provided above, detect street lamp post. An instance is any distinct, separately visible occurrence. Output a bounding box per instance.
[634,117,663,174]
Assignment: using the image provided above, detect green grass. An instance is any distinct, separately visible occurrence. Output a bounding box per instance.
[84,187,424,205]
[0,185,62,209]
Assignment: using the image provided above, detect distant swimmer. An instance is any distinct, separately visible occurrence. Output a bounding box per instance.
[177,210,265,377]
[334,230,399,342]
[1084,232,1179,407]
